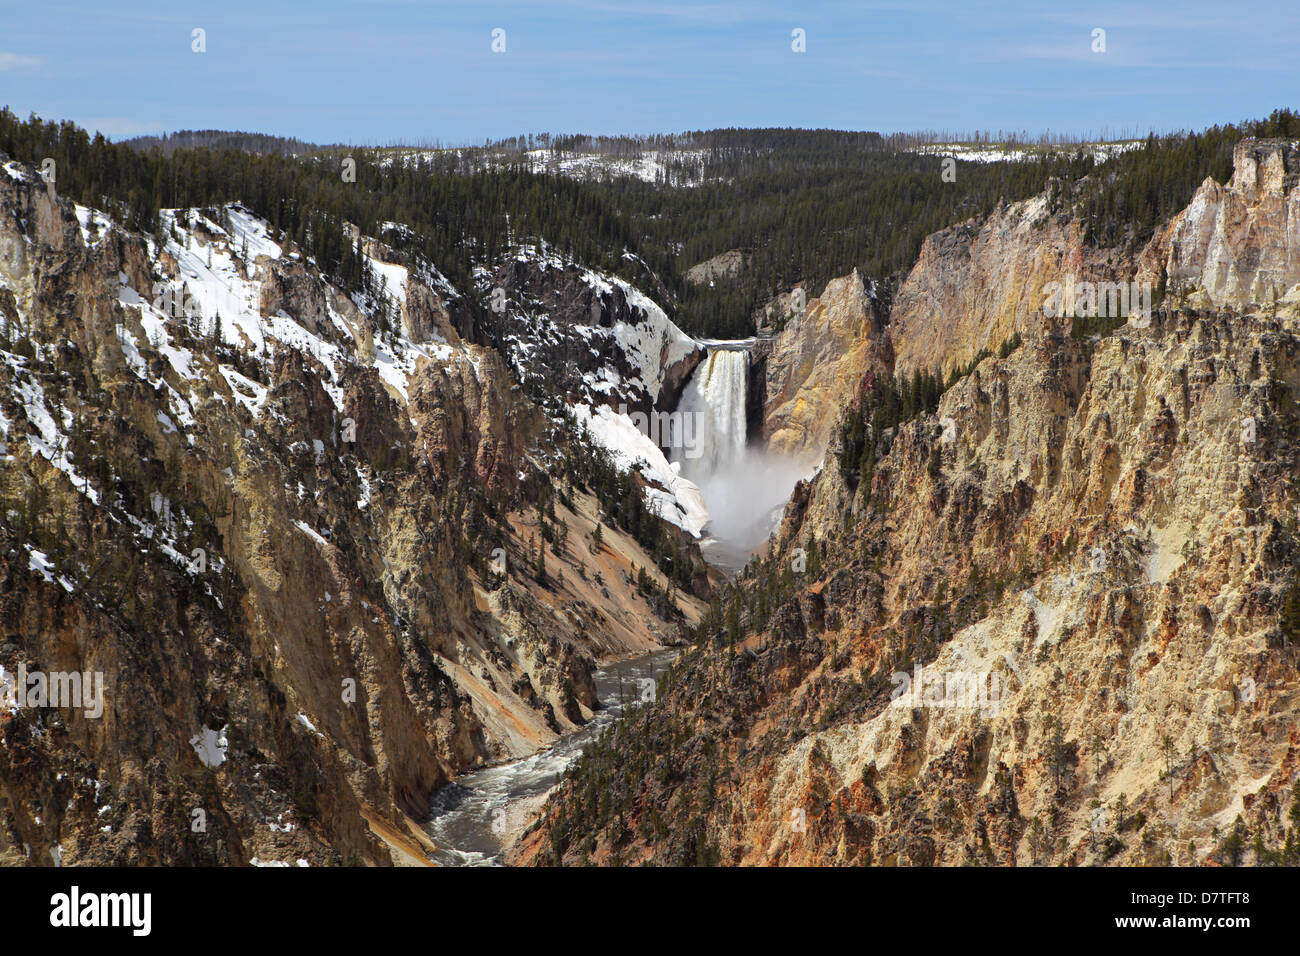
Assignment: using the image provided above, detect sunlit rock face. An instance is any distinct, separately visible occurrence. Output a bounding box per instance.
[884,184,1141,384]
[761,269,891,465]
[1142,138,1300,310]
[522,137,1300,869]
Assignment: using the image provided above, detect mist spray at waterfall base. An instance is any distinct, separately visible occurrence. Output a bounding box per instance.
[671,346,810,573]
[689,451,811,572]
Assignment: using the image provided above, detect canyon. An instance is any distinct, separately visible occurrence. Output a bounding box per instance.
[5,129,1300,870]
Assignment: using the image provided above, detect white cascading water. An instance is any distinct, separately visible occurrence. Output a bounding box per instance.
[671,346,808,572]
[674,349,750,480]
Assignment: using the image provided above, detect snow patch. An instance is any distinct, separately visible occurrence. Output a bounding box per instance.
[571,402,709,536]
[190,726,229,768]
[294,520,329,549]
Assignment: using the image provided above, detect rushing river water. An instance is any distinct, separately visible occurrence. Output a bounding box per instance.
[423,648,678,866]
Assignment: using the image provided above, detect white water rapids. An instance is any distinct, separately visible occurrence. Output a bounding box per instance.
[423,650,676,866]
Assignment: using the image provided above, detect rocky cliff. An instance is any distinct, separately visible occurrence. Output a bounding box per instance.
[0,155,704,866]
[521,138,1300,868]
[482,249,704,420]
[761,269,891,463]
[888,182,1114,381]
[1142,138,1300,311]
[685,250,746,286]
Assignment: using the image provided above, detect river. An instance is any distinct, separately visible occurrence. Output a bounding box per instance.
[423,648,678,866]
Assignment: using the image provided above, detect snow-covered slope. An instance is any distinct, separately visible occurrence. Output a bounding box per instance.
[382,147,716,187]
[907,141,1142,164]
[480,243,710,535]
[571,402,709,537]
[138,205,462,416]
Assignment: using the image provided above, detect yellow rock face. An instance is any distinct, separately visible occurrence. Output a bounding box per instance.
[762,269,891,464]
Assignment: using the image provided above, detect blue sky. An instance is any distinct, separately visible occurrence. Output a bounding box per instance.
[1,0,1297,144]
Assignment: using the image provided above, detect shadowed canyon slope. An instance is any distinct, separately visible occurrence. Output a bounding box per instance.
[0,157,705,866]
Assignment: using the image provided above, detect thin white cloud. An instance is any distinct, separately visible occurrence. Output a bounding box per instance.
[1002,39,1300,74]
[0,52,41,71]
[1006,42,1125,65]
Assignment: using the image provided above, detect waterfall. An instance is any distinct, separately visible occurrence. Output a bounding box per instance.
[671,348,749,482]
[666,345,806,572]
